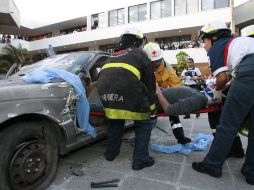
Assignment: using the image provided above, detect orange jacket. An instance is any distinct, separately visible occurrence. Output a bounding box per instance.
[155,64,181,88]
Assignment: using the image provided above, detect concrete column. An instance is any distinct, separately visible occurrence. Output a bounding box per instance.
[172,0,175,16]
[87,15,92,31]
[230,0,235,34]
[125,6,128,24]
[105,11,109,28]
[147,1,150,20]
[198,0,202,12]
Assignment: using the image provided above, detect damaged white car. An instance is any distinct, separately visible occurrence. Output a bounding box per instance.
[0,51,114,190]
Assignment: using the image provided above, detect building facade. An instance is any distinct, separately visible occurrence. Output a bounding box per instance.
[0,0,253,66]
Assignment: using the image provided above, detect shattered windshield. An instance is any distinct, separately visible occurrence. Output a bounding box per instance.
[12,52,93,77]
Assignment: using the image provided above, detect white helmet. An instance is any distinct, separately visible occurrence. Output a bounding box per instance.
[241,25,254,37]
[199,20,230,40]
[143,42,163,62]
[119,27,146,49]
[121,27,144,39]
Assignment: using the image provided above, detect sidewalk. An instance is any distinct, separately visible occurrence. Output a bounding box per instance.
[48,114,251,190]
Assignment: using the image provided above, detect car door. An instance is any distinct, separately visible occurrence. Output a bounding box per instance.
[81,54,109,133]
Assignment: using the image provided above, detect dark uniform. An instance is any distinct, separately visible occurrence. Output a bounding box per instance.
[194,36,254,184]
[97,48,156,168]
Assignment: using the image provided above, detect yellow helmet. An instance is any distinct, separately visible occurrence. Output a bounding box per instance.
[198,20,231,40]
[241,25,254,37]
[143,42,163,62]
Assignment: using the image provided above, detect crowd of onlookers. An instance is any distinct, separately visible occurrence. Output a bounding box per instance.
[0,34,12,44]
[157,40,201,50]
[59,25,87,36]
[29,25,87,41]
[0,34,28,44]
[1,28,200,52]
[0,25,87,43]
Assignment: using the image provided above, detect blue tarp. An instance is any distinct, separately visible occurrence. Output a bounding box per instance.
[151,133,213,155]
[23,68,96,138]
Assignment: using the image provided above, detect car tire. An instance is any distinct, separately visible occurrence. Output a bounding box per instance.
[0,121,58,190]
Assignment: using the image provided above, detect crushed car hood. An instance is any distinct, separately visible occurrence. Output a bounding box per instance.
[0,77,73,102]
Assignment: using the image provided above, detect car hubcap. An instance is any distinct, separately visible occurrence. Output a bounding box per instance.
[9,140,46,189]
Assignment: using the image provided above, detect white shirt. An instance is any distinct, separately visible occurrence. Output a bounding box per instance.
[226,37,254,77]
[181,67,202,86]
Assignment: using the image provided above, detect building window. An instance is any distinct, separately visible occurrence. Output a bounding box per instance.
[151,0,171,20]
[161,0,171,17]
[187,0,199,14]
[139,4,147,21]
[109,8,125,27]
[91,13,105,29]
[202,0,229,11]
[109,10,117,27]
[175,0,187,16]
[215,0,229,9]
[128,3,147,23]
[174,0,198,16]
[118,9,125,25]
[150,1,160,19]
[201,0,214,11]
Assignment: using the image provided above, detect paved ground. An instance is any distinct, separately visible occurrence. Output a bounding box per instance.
[48,114,252,190]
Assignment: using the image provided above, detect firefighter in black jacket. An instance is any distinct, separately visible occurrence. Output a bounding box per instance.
[97,28,156,170]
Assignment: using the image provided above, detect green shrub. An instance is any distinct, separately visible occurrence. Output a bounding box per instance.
[175,51,189,76]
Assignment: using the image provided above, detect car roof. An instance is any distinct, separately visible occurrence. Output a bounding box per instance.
[11,51,110,77]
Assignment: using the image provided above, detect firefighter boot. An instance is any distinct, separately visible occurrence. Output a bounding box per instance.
[228,135,245,158]
[172,124,191,145]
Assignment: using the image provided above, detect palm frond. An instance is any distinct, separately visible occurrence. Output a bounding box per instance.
[0,60,12,73]
[0,44,33,72]
[3,45,22,64]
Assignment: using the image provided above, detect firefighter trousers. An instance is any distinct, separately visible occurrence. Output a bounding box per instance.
[106,118,155,165]
[203,54,254,182]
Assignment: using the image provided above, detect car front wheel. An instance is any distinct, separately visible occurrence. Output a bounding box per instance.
[0,121,58,190]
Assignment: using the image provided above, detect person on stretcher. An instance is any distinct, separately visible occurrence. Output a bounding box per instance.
[155,85,208,116]
[90,84,214,117]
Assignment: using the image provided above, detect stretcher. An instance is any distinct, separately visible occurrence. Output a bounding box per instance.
[89,105,224,135]
[89,104,250,137]
[90,104,223,118]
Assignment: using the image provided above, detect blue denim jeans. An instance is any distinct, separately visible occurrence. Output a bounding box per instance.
[106,118,155,164]
[203,54,254,181]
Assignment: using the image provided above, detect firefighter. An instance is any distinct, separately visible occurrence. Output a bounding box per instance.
[143,42,191,145]
[192,20,254,185]
[97,28,156,170]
